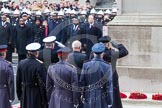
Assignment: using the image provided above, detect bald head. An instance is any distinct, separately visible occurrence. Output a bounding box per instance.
[72,40,82,51]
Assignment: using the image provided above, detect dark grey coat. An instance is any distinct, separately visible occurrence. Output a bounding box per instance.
[0,57,14,108]
[46,61,79,108]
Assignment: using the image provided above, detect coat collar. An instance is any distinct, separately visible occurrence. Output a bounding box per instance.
[0,57,5,61]
[92,56,104,62]
[27,55,36,59]
[58,60,69,65]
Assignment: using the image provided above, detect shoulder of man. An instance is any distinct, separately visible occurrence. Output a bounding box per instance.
[67,63,76,69]
[36,59,44,64]
[4,59,12,64]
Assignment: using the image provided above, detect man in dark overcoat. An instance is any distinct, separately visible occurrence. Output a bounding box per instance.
[0,45,15,108]
[0,14,13,62]
[99,36,129,108]
[68,40,87,79]
[16,43,47,108]
[14,18,32,61]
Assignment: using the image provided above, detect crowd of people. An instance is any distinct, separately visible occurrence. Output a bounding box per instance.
[0,0,130,108]
[0,0,118,62]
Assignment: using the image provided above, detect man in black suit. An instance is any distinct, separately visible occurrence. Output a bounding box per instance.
[68,40,86,108]
[81,15,103,58]
[68,40,87,78]
[0,13,13,62]
[68,18,84,38]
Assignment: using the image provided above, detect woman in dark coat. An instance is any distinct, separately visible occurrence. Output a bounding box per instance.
[32,18,45,48]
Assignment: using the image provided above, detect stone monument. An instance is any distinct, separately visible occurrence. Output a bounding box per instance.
[108,0,162,93]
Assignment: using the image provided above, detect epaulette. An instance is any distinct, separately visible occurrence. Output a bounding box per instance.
[68,64,76,69]
[36,59,43,64]
[4,60,12,64]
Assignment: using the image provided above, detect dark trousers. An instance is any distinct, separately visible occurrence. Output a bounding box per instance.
[18,54,26,62]
[113,71,123,108]
[6,45,13,62]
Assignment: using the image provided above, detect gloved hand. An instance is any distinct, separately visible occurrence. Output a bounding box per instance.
[108,105,113,108]
[9,100,13,103]
[74,104,79,108]
[111,41,118,48]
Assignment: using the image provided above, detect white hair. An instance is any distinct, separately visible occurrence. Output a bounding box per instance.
[72,40,82,49]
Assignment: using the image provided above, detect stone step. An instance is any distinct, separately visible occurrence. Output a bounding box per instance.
[122,93,162,107]
[117,66,162,93]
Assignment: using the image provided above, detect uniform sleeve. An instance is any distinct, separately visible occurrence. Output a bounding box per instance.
[118,44,129,58]
[79,63,87,87]
[37,64,47,105]
[7,64,15,101]
[71,67,79,105]
[106,65,113,106]
[27,27,33,44]
[46,66,54,102]
[16,63,22,100]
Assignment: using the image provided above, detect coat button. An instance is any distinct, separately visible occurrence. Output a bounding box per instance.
[4,85,7,87]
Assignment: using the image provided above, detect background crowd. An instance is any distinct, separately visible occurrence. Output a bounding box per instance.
[0,0,118,62]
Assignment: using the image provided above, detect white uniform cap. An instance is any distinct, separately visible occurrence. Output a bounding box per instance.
[44,8,51,14]
[50,11,56,15]
[2,0,9,2]
[3,8,10,14]
[65,9,71,14]
[1,8,5,12]
[80,10,87,15]
[36,11,42,15]
[26,43,41,51]
[97,10,104,15]
[105,9,111,14]
[13,9,20,15]
[26,10,31,15]
[112,8,117,13]
[43,36,56,43]
[70,10,76,15]
[22,8,28,13]
[90,8,96,14]
[58,10,64,16]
